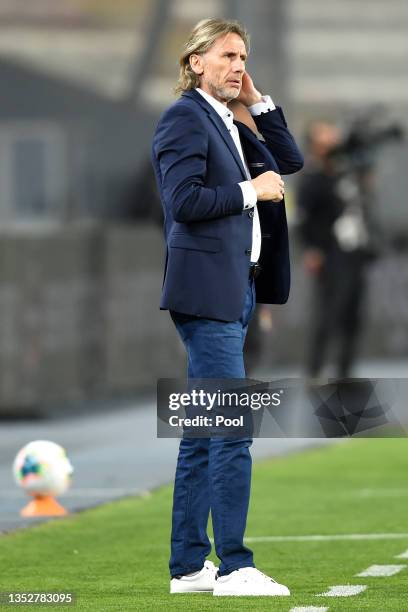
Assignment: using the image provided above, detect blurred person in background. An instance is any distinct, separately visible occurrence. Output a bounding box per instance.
[295,120,380,379]
[152,18,303,597]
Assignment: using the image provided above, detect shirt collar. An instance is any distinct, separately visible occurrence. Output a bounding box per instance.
[195,88,234,131]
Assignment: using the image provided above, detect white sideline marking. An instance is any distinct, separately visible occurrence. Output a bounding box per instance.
[243,533,408,543]
[358,488,408,498]
[356,564,406,577]
[291,608,328,611]
[317,585,367,597]
[396,549,408,559]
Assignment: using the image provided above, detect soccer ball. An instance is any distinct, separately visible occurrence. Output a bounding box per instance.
[13,440,73,498]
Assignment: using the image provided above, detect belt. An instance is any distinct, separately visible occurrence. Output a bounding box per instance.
[249,262,262,280]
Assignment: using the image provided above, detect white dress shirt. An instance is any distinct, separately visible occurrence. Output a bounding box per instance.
[196,87,275,263]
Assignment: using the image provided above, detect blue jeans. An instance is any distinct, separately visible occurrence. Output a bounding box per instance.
[169,279,256,577]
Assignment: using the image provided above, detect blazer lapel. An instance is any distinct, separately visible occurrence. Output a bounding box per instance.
[236,120,278,174]
[206,113,248,179]
[181,90,247,180]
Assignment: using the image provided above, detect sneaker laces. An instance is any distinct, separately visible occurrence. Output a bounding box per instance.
[238,567,278,584]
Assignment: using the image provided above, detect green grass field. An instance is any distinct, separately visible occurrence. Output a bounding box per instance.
[1,439,408,611]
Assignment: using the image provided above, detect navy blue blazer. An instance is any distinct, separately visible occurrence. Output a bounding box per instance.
[151,88,303,321]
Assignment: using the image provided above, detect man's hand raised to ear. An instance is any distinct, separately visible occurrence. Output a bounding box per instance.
[236,71,263,107]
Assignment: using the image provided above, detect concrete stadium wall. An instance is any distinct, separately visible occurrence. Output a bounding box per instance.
[0,223,184,416]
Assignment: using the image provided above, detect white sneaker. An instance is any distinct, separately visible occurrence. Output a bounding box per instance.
[170,560,218,593]
[213,567,290,596]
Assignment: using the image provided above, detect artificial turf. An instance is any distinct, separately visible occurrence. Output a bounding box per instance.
[0,438,407,611]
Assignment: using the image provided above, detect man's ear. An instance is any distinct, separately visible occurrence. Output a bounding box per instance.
[189,53,204,75]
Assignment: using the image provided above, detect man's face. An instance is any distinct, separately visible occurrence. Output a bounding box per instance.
[191,32,247,103]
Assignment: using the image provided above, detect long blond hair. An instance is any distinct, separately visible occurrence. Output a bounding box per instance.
[175,18,250,94]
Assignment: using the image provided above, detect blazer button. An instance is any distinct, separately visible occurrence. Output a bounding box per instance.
[245,248,252,255]
[247,210,254,218]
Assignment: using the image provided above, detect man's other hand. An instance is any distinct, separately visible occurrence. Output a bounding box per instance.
[250,171,285,202]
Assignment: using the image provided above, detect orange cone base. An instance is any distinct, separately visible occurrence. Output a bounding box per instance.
[21,496,68,517]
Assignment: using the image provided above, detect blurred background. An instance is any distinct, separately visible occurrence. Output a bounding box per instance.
[0,0,407,527]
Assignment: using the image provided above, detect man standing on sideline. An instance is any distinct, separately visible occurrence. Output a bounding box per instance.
[151,18,303,597]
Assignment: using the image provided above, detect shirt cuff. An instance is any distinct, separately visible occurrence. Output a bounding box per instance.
[248,95,276,116]
[239,181,257,210]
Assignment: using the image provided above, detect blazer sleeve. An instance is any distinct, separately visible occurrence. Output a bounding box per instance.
[253,106,304,175]
[152,104,244,223]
